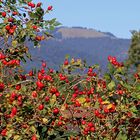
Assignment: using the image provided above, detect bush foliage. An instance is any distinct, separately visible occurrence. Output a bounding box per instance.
[0,0,140,140]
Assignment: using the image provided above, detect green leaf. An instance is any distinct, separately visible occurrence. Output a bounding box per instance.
[0,23,5,29]
[107,80,115,91]
[104,73,111,82]
[20,56,26,63]
[42,126,47,133]
[35,7,44,17]
[115,67,125,74]
[107,63,114,74]
[7,0,16,4]
[53,21,61,27]
[91,64,100,69]
[117,133,127,140]
[30,126,36,133]
[26,53,32,60]
[130,106,138,114]
[49,25,55,31]
[49,18,57,24]
[120,81,132,90]
[65,54,70,59]
[135,84,140,91]
[28,120,35,125]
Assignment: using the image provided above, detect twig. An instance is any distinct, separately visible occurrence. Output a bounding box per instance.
[8,79,33,88]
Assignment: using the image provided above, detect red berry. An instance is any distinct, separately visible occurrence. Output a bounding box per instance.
[55,92,60,97]
[93,72,97,77]
[88,122,94,128]
[0,53,6,59]
[36,80,44,90]
[32,91,37,98]
[57,121,63,126]
[35,36,41,41]
[9,28,15,35]
[1,129,7,136]
[13,25,17,29]
[84,127,90,132]
[8,17,13,22]
[31,3,35,8]
[37,2,42,7]
[0,82,5,92]
[11,92,17,98]
[32,134,37,140]
[104,108,109,113]
[38,72,43,80]
[75,100,81,107]
[15,84,21,90]
[45,96,50,102]
[1,12,6,17]
[81,120,86,125]
[47,6,53,11]
[5,25,10,30]
[38,104,44,110]
[11,107,17,115]
[28,2,35,8]
[32,25,38,30]
[29,70,33,76]
[1,59,8,65]
[15,59,20,65]
[108,55,112,61]
[17,95,22,102]
[64,59,69,65]
[49,69,54,73]
[12,11,18,16]
[42,62,46,68]
[88,68,93,72]
[94,109,100,117]
[28,2,32,6]
[83,130,88,135]
[90,127,95,132]
[50,87,57,94]
[127,112,132,117]
[53,108,59,115]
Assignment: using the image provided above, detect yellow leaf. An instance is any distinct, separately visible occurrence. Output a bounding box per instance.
[84,102,91,107]
[77,97,86,104]
[120,105,125,110]
[30,126,36,133]
[60,105,66,111]
[121,115,126,120]
[70,58,75,64]
[107,104,113,109]
[50,94,56,106]
[26,21,32,28]
[109,92,113,97]
[12,40,18,47]
[5,94,10,98]
[2,27,6,33]
[7,124,12,128]
[102,100,110,105]
[14,135,20,140]
[42,118,48,124]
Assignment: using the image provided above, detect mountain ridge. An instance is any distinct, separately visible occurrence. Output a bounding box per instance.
[24,26,131,71]
[54,26,117,39]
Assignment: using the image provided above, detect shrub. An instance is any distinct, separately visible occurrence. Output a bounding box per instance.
[0,0,140,140]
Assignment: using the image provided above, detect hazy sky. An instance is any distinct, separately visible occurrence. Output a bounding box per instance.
[34,0,140,38]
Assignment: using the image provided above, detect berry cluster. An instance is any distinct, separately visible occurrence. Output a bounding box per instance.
[108,56,123,67]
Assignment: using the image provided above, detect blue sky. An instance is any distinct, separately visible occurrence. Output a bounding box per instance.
[34,0,140,38]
